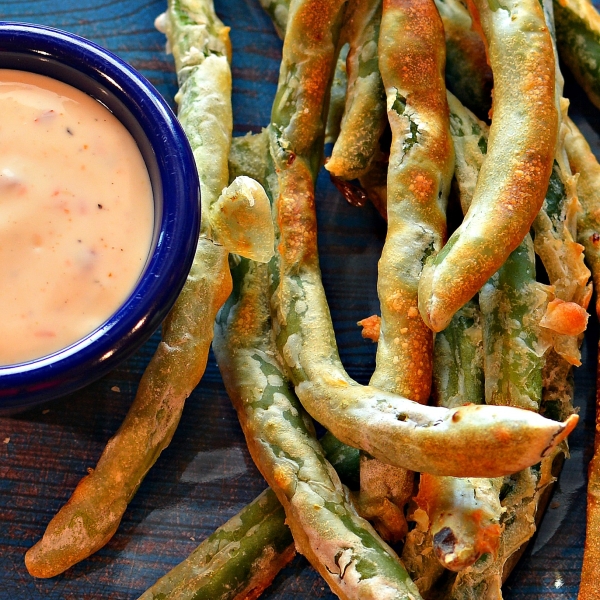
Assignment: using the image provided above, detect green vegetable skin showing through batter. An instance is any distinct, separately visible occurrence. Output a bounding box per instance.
[215,256,422,599]
[25,0,236,579]
[418,0,559,333]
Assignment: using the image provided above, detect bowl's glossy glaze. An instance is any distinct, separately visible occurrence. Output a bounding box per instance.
[0,22,200,411]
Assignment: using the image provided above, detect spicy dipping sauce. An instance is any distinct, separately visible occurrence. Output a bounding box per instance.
[0,69,154,365]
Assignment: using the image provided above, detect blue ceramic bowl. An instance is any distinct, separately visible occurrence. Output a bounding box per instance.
[0,22,200,412]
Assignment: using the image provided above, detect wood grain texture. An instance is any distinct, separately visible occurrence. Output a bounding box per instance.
[0,0,599,598]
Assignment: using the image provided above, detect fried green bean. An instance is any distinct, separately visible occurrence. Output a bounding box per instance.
[406,93,551,577]
[531,0,586,302]
[261,0,412,545]
[580,368,600,600]
[138,430,361,600]
[258,0,349,147]
[264,0,576,477]
[418,0,559,332]
[434,0,492,120]
[259,0,289,36]
[430,50,572,592]
[480,237,550,411]
[448,303,570,597]
[563,118,600,599]
[429,305,500,576]
[223,130,419,599]
[139,488,295,600]
[405,305,502,576]
[325,0,387,180]
[164,0,271,262]
[406,387,568,597]
[581,443,600,600]
[431,301,484,411]
[529,22,591,366]
[532,7,591,418]
[159,0,232,232]
[441,9,579,592]
[352,0,454,545]
[554,0,600,110]
[372,0,453,403]
[215,256,423,600]
[25,0,235,578]
[326,44,350,144]
[403,303,502,580]
[444,445,565,599]
[564,117,600,318]
[448,85,588,373]
[532,3,591,424]
[454,87,547,410]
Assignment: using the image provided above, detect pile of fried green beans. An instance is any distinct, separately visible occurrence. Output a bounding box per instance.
[24,0,600,596]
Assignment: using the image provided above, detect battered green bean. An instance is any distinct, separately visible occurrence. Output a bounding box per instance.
[215,257,423,600]
[443,445,565,599]
[138,429,362,600]
[418,0,559,332]
[352,0,454,546]
[455,83,547,409]
[534,79,600,426]
[434,0,492,120]
[532,2,590,425]
[480,237,549,411]
[406,94,551,577]
[427,51,573,592]
[440,10,580,592]
[139,488,295,600]
[403,320,567,598]
[325,0,387,180]
[554,0,600,110]
[404,306,502,576]
[372,0,453,403]
[400,305,481,585]
[221,129,420,599]
[563,119,600,598]
[448,87,588,373]
[25,0,235,578]
[432,309,498,577]
[25,234,232,581]
[431,301,484,411]
[564,117,600,318]
[403,303,501,579]
[529,16,590,365]
[326,44,350,144]
[259,0,289,36]
[580,415,600,600]
[261,0,412,545]
[264,0,576,477]
[159,0,232,232]
[258,0,349,147]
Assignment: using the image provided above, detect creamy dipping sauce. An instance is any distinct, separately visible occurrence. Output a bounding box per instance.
[0,69,154,365]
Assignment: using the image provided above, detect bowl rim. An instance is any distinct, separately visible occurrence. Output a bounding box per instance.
[0,21,200,409]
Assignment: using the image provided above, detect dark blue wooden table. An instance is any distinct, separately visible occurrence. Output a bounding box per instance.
[0,1,598,598]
